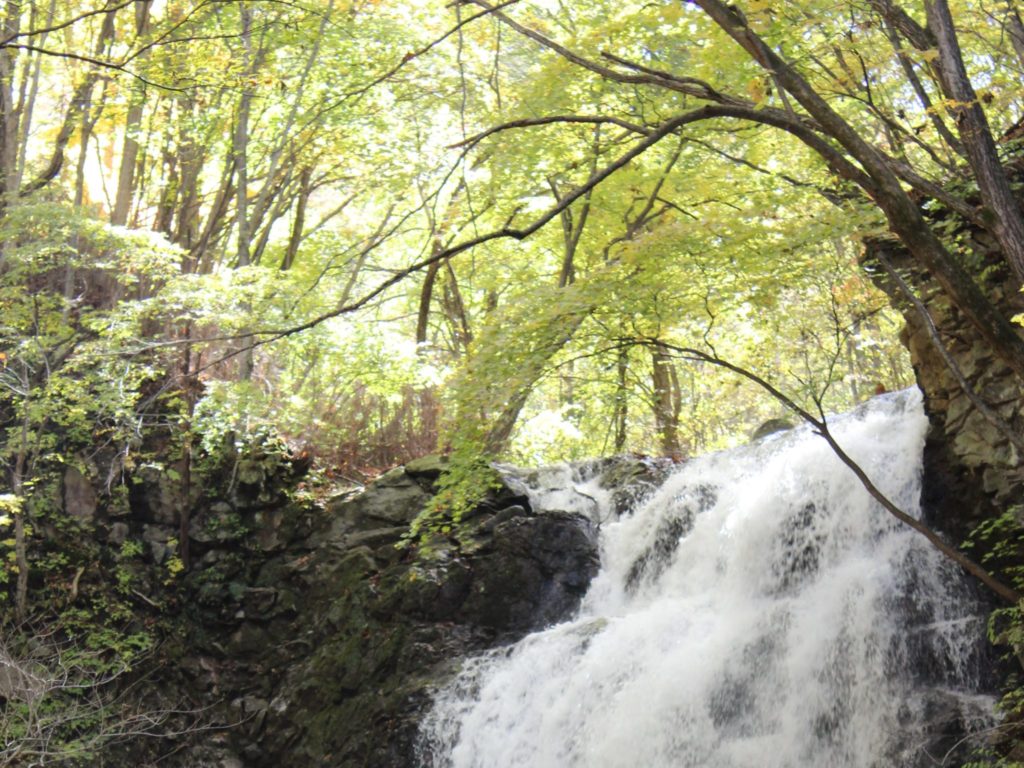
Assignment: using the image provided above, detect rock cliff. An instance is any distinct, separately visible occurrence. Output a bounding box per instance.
[865,233,1024,541]
[106,454,667,766]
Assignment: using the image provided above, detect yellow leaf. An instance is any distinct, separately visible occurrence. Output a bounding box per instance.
[747,77,768,105]
[660,4,682,23]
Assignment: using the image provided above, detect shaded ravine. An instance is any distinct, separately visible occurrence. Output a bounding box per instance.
[418,390,997,768]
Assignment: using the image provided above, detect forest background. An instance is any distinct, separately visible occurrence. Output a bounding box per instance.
[5,0,1024,616]
[6,0,1024,760]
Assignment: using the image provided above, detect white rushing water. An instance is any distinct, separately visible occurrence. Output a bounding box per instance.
[419,389,994,768]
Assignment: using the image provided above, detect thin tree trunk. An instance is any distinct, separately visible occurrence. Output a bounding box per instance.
[281,166,311,270]
[234,4,257,381]
[549,164,593,404]
[112,0,152,224]
[234,5,254,268]
[178,326,195,571]
[1005,1,1024,70]
[614,347,629,453]
[483,309,592,454]
[15,0,58,190]
[651,344,682,457]
[194,195,231,272]
[19,8,116,198]
[0,0,22,202]
[250,186,294,265]
[441,260,472,352]
[12,370,31,621]
[155,103,179,236]
[190,152,235,271]
[174,120,204,255]
[845,335,862,403]
[925,0,1024,285]
[416,257,442,345]
[248,0,333,235]
[881,18,962,158]
[112,89,146,226]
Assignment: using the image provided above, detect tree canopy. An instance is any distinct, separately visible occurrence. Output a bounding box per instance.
[8,2,1024,757]
[3,0,1024,546]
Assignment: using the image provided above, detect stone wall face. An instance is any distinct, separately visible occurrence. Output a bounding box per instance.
[106,455,623,767]
[865,236,1024,540]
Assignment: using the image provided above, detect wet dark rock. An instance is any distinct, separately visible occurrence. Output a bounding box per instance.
[323,473,428,534]
[63,465,97,521]
[898,689,994,767]
[403,454,450,483]
[112,458,606,768]
[625,513,691,592]
[130,464,180,524]
[107,521,130,545]
[771,502,824,595]
[478,503,527,533]
[593,455,675,518]
[459,512,599,633]
[864,236,1024,540]
[625,483,716,591]
[142,523,174,563]
[750,418,795,442]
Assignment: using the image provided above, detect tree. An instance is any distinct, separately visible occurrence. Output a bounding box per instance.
[1,0,1008,563]
[438,0,1023,379]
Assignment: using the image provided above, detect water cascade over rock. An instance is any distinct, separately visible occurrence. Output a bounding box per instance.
[419,390,996,767]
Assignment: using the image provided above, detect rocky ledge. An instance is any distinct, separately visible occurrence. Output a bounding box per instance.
[115,454,668,767]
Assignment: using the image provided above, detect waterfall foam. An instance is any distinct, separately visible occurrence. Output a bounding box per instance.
[418,389,995,767]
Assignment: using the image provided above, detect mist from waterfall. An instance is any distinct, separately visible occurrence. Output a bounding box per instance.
[418,389,995,768]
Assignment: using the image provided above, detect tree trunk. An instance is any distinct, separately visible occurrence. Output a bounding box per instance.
[1004,1,1024,70]
[155,104,179,236]
[250,171,296,265]
[234,4,254,268]
[416,258,442,345]
[19,7,116,199]
[441,260,472,352]
[880,18,962,158]
[12,375,31,621]
[281,167,312,271]
[614,346,629,452]
[248,0,333,241]
[694,0,1024,380]
[178,327,196,571]
[651,343,682,457]
[15,0,58,190]
[112,89,146,226]
[0,0,22,202]
[174,127,204,255]
[73,75,110,210]
[112,0,152,229]
[925,0,1024,286]
[190,152,235,271]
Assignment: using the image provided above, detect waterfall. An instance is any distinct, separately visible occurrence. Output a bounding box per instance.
[418,389,997,768]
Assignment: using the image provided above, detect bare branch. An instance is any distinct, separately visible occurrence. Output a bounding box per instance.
[642,338,1022,605]
[5,44,192,93]
[450,115,650,149]
[0,0,135,46]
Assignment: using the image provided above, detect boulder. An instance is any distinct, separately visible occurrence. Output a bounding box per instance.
[63,466,97,521]
[750,418,795,442]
